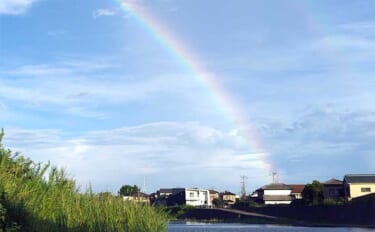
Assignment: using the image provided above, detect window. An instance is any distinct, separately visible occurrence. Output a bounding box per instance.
[361,187,371,192]
[189,192,194,198]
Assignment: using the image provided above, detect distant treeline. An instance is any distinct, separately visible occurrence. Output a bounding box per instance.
[0,130,168,232]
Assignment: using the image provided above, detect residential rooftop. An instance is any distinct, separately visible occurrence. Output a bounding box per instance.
[289,184,305,193]
[261,183,292,190]
[344,174,375,183]
[323,178,343,185]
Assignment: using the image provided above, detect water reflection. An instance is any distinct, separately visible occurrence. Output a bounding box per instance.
[168,222,375,232]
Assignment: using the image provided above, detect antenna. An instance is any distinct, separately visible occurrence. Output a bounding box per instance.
[240,175,247,199]
[142,176,147,194]
[272,172,277,183]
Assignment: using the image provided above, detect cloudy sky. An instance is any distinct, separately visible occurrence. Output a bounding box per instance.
[1,0,375,194]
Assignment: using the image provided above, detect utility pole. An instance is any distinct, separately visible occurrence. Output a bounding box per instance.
[240,175,247,199]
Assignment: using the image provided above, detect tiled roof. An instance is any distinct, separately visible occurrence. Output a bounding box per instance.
[288,184,305,193]
[221,191,236,196]
[263,195,292,201]
[323,178,343,185]
[209,190,219,194]
[261,183,292,190]
[344,174,375,183]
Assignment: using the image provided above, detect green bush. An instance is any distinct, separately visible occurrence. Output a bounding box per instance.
[0,130,168,231]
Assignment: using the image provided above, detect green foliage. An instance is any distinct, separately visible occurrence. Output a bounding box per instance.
[234,200,262,209]
[165,205,195,218]
[119,185,140,196]
[0,130,168,231]
[212,198,225,208]
[302,180,324,205]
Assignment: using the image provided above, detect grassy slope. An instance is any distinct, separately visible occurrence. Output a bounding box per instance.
[0,131,168,232]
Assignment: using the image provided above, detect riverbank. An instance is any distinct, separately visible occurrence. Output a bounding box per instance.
[172,195,375,228]
[235,194,375,228]
[167,222,375,232]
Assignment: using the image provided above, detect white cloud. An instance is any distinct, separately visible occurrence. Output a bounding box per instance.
[259,106,375,180]
[0,59,203,119]
[92,8,116,19]
[3,122,271,193]
[0,0,38,15]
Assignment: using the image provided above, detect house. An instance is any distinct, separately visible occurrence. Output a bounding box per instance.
[256,183,292,204]
[220,191,236,206]
[157,188,185,198]
[158,188,211,207]
[322,179,344,200]
[209,190,219,205]
[289,184,305,200]
[123,192,150,204]
[344,174,375,200]
[155,188,185,206]
[185,188,211,207]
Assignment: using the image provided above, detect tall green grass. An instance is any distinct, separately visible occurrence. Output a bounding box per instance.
[0,130,168,231]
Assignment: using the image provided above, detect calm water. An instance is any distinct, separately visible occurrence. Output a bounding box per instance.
[168,222,375,232]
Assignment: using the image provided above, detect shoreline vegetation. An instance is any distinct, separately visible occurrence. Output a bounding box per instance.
[1,128,374,231]
[165,198,375,229]
[0,130,168,232]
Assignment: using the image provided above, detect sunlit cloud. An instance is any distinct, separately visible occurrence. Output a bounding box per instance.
[3,122,272,192]
[0,0,39,15]
[92,8,117,19]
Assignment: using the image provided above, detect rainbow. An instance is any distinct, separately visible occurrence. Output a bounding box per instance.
[115,0,273,172]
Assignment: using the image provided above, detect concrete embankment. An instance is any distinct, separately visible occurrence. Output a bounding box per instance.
[179,208,289,224]
[179,194,375,227]
[236,194,375,227]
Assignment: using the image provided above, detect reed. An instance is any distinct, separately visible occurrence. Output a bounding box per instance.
[0,130,168,231]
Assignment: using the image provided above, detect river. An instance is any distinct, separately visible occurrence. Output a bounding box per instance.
[168,222,375,232]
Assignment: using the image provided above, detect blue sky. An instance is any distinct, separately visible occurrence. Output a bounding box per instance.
[1,0,375,194]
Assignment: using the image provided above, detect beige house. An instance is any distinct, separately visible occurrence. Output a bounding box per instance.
[343,174,375,200]
[123,192,150,204]
[209,190,219,205]
[220,191,236,206]
[256,183,292,204]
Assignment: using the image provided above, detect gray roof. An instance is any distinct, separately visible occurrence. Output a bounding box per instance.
[261,183,292,190]
[263,195,292,201]
[221,191,236,196]
[344,174,375,183]
[158,188,184,194]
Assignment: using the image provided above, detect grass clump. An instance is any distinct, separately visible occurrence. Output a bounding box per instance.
[0,130,168,231]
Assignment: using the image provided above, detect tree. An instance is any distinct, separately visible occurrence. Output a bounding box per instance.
[302,180,324,205]
[118,185,140,196]
[212,198,225,208]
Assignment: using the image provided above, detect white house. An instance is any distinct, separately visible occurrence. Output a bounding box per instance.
[256,183,293,204]
[185,188,211,207]
[157,188,211,207]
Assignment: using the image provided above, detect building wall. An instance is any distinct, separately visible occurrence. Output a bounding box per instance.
[264,200,292,205]
[264,190,291,196]
[291,193,302,199]
[322,186,343,199]
[222,194,236,203]
[210,193,219,205]
[123,196,150,204]
[346,183,375,199]
[185,189,211,207]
